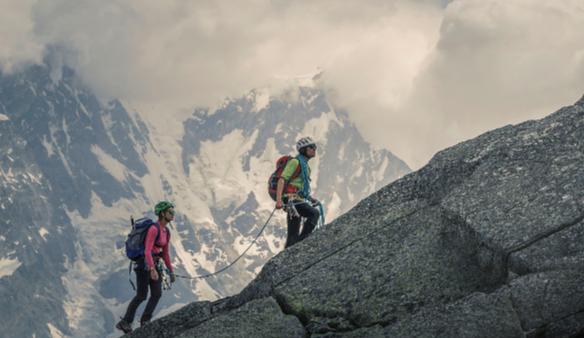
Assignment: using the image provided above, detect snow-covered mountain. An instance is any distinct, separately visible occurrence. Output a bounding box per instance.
[0,64,410,338]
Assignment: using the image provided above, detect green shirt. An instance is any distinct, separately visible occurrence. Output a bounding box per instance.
[281,158,310,193]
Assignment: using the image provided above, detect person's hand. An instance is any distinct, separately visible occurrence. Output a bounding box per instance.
[149,268,159,281]
[276,200,283,210]
[170,272,176,283]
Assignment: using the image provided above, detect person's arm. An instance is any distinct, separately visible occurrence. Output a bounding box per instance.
[162,231,173,273]
[276,159,299,209]
[276,178,285,209]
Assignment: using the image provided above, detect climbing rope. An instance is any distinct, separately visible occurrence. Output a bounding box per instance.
[316,201,326,230]
[173,200,326,281]
[174,207,277,280]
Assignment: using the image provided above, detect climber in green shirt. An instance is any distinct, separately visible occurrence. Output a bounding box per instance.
[276,137,321,248]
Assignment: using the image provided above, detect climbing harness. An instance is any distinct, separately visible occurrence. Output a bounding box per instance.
[285,198,325,228]
[127,256,167,291]
[286,199,301,219]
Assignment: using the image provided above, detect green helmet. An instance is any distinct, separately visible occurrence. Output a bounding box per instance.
[154,201,175,216]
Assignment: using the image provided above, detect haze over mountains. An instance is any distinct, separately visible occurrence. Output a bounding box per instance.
[0,63,409,338]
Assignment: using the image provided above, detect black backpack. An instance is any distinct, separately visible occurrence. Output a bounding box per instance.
[125,218,161,261]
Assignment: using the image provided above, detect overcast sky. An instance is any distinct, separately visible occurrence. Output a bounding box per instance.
[2,0,584,168]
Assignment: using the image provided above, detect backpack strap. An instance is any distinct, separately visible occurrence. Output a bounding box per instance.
[290,158,302,181]
[151,222,170,250]
[152,222,162,243]
[283,158,303,196]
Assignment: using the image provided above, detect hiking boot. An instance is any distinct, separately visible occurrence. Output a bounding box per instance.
[115,319,133,334]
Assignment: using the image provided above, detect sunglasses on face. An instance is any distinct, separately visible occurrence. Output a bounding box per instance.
[165,209,175,216]
[307,145,317,150]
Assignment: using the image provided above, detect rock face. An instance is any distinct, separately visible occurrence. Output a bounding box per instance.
[126,96,584,338]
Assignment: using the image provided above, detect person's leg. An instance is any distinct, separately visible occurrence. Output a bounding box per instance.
[285,211,302,248]
[140,270,162,324]
[297,202,320,240]
[122,267,149,323]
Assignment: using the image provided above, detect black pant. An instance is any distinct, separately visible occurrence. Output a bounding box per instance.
[285,201,320,248]
[122,260,162,324]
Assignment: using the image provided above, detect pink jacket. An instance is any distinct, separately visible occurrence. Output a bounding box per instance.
[144,223,173,272]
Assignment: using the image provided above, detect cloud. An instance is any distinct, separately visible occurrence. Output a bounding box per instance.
[0,0,43,70]
[330,0,584,168]
[17,0,438,109]
[1,0,583,168]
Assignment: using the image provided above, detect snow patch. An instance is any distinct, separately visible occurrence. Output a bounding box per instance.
[90,145,127,182]
[28,84,38,96]
[41,135,55,157]
[262,231,283,255]
[249,137,282,207]
[0,114,8,121]
[0,167,16,185]
[338,144,346,160]
[64,194,151,337]
[172,236,218,300]
[233,234,261,257]
[78,101,91,118]
[326,192,342,221]
[373,157,390,184]
[25,171,43,185]
[0,257,21,278]
[141,134,214,223]
[61,115,71,145]
[189,129,260,207]
[301,110,338,143]
[347,189,355,202]
[298,110,341,188]
[101,111,122,152]
[61,245,109,337]
[47,123,74,177]
[252,89,270,112]
[193,243,224,275]
[39,227,49,241]
[47,323,65,338]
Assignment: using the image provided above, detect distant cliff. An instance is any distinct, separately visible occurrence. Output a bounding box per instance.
[129,95,584,338]
[0,64,410,338]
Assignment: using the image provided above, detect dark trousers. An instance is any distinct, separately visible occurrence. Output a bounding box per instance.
[285,201,320,248]
[122,261,162,323]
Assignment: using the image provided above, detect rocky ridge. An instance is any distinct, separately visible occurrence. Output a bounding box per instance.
[127,95,584,337]
[132,94,584,337]
[125,98,584,337]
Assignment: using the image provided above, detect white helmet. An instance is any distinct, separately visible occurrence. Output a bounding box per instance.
[296,137,316,152]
